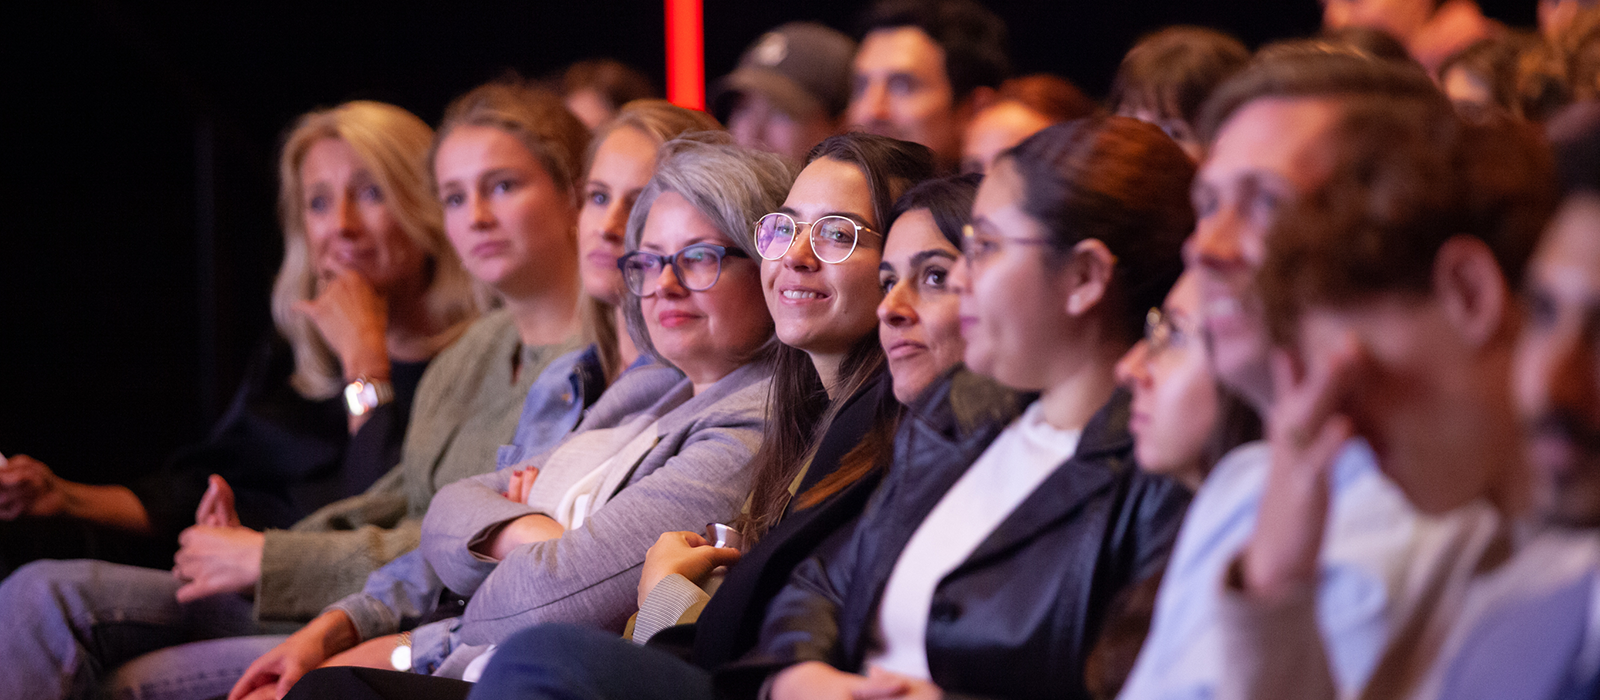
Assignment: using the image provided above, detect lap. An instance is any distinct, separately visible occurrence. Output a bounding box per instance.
[108,635,289,700]
[283,667,473,700]
[467,623,713,700]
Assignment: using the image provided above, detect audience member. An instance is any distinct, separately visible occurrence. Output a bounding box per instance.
[710,23,855,163]
[1225,96,1562,700]
[1439,32,1571,121]
[1110,26,1251,160]
[558,59,660,130]
[962,73,1097,175]
[1117,50,1441,700]
[848,0,1011,172]
[0,81,593,700]
[0,101,477,577]
[1085,270,1262,699]
[1321,0,1501,74]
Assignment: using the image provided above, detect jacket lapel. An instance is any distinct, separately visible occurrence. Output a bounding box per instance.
[956,389,1133,570]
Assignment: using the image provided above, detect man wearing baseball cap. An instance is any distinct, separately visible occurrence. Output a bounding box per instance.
[711,22,855,163]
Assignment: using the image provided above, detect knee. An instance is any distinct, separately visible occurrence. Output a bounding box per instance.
[1,559,93,606]
[496,623,612,661]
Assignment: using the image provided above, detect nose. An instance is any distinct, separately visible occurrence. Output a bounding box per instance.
[1115,341,1153,389]
[600,199,628,245]
[853,79,890,125]
[1187,205,1246,273]
[781,228,820,271]
[878,280,917,329]
[470,191,495,231]
[948,256,972,297]
[653,262,690,299]
[333,194,360,238]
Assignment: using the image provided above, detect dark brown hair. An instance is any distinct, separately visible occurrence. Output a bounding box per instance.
[734,133,936,544]
[1440,33,1571,123]
[560,58,659,112]
[1110,26,1251,127]
[1258,101,1557,346]
[1001,117,1196,345]
[856,0,1011,102]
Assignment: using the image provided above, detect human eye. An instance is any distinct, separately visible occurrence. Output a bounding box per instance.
[492,178,518,195]
[818,219,856,243]
[887,74,918,95]
[920,266,949,291]
[359,184,384,203]
[851,74,870,99]
[880,272,898,294]
[587,188,609,207]
[1524,288,1558,330]
[307,194,330,213]
[1191,184,1219,219]
[441,191,465,209]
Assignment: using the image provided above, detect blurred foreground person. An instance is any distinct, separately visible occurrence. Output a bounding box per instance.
[1224,91,1572,700]
[1118,48,1443,700]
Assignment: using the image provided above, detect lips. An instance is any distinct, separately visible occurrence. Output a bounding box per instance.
[471,240,511,259]
[778,286,830,304]
[885,338,927,360]
[585,249,620,270]
[656,309,700,328]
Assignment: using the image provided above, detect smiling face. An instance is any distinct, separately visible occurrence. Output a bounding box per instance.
[848,27,963,167]
[1115,272,1219,487]
[579,126,659,306]
[1188,97,1340,409]
[300,137,429,296]
[1515,194,1600,528]
[760,157,886,359]
[434,124,580,298]
[960,158,1077,391]
[637,191,773,388]
[878,208,967,403]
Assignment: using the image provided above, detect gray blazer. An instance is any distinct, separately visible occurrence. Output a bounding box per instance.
[420,359,773,646]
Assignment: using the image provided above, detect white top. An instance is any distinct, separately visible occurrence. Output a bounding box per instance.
[866,400,1081,679]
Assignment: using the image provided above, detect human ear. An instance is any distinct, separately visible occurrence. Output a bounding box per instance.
[1433,235,1509,349]
[1062,238,1116,317]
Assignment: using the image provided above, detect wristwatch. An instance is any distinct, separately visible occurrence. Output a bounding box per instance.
[343,376,394,417]
[390,630,413,672]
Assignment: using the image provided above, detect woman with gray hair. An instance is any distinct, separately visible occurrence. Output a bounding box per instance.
[227,136,795,698]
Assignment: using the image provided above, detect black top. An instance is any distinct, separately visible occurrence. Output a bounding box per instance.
[686,369,897,670]
[131,335,427,542]
[717,369,1192,700]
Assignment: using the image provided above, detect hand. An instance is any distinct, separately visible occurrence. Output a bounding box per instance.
[321,633,402,670]
[502,467,540,504]
[196,474,242,527]
[772,662,876,700]
[229,610,358,700]
[173,525,265,603]
[292,268,390,381]
[0,454,69,519]
[637,531,742,607]
[1241,339,1363,599]
[853,665,943,700]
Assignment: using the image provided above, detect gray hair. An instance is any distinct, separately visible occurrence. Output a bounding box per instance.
[621,134,797,367]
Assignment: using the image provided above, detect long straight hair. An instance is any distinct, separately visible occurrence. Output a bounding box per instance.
[734,133,936,544]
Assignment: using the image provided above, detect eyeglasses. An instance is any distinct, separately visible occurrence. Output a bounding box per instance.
[960,223,1056,267]
[754,213,879,264]
[1144,307,1191,357]
[617,243,750,297]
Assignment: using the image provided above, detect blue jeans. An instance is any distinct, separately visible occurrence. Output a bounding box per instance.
[467,623,713,700]
[0,559,273,700]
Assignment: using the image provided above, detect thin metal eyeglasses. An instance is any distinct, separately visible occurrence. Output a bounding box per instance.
[616,243,750,297]
[754,212,880,264]
[1144,306,1191,357]
[960,223,1056,267]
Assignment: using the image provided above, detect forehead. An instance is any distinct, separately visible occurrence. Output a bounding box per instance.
[972,157,1024,215]
[884,208,953,260]
[438,124,536,170]
[590,126,657,183]
[1201,97,1342,192]
[785,157,873,218]
[1530,194,1600,298]
[302,137,364,177]
[642,191,725,247]
[855,26,948,82]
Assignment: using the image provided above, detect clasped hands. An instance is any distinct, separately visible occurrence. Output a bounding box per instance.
[172,474,264,603]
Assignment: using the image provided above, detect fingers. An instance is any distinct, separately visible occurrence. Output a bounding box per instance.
[210,476,240,527]
[196,477,223,526]
[519,467,538,503]
[503,470,525,503]
[704,546,743,568]
[175,579,210,604]
[228,657,280,700]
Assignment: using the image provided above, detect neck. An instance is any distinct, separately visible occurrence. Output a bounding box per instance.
[501,275,581,348]
[1035,340,1124,432]
[809,350,848,400]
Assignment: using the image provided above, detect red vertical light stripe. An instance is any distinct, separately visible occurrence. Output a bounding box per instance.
[665,0,705,110]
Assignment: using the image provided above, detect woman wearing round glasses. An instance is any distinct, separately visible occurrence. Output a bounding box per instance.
[732,117,1197,700]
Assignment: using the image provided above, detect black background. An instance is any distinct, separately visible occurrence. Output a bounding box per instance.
[0,0,1533,485]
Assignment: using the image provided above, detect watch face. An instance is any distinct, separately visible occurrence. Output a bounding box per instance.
[344,380,377,416]
[390,642,413,672]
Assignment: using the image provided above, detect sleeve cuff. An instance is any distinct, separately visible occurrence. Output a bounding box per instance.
[632,573,712,644]
[325,592,400,643]
[1215,555,1335,700]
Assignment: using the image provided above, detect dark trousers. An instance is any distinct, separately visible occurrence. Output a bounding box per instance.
[468,623,715,700]
[282,666,473,700]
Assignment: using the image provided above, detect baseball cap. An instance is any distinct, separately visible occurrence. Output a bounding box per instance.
[710,22,857,123]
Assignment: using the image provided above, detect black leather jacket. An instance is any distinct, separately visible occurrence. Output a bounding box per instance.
[717,369,1191,700]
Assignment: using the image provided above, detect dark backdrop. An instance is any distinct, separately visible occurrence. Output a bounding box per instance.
[0,0,1533,485]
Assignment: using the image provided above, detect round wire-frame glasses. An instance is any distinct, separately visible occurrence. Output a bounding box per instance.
[754,212,879,264]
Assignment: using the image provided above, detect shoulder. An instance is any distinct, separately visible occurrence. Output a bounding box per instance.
[429,310,518,372]
[908,366,1032,442]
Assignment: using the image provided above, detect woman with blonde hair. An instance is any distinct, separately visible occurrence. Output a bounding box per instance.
[0,82,597,700]
[0,100,471,575]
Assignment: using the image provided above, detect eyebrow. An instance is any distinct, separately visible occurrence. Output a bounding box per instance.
[909,249,958,268]
[776,207,873,228]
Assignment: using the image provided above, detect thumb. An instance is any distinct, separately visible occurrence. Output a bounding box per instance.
[211,475,240,527]
[707,546,743,567]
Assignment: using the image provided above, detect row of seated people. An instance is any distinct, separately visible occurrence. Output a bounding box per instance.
[9,11,1600,700]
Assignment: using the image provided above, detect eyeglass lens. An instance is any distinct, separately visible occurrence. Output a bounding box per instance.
[621,245,729,296]
[755,213,861,264]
